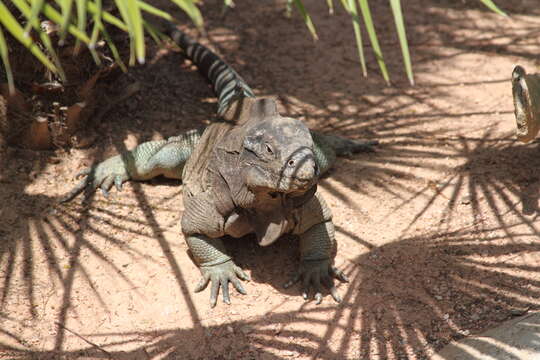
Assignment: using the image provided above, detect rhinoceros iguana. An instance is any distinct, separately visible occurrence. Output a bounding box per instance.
[61,26,377,307]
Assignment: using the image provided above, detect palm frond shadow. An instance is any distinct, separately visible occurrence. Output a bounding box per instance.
[0,153,204,353]
[186,0,537,212]
[2,223,538,359]
[388,129,540,239]
[4,103,537,359]
[2,128,539,360]
[2,0,540,358]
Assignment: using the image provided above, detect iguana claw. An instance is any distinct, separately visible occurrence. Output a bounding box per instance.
[195,260,250,307]
[59,155,130,203]
[283,259,348,304]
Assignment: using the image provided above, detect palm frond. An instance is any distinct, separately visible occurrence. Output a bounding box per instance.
[0,0,506,88]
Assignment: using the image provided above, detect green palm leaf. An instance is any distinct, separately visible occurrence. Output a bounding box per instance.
[11,0,67,80]
[59,0,74,43]
[126,0,145,64]
[86,0,127,31]
[114,0,136,65]
[326,0,334,15]
[0,1,57,74]
[138,1,173,21]
[101,25,127,72]
[389,0,413,85]
[0,0,507,87]
[23,0,45,37]
[74,0,88,54]
[293,0,318,40]
[479,0,507,17]
[347,0,367,77]
[43,2,91,43]
[358,0,389,84]
[0,26,14,93]
[169,0,203,28]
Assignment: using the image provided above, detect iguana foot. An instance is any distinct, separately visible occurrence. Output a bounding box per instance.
[194,260,250,307]
[59,155,130,203]
[283,259,348,304]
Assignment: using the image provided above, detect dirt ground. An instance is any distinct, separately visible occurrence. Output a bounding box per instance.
[1,0,540,359]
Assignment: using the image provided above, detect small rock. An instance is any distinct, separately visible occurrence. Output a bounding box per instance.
[435,295,443,301]
[226,325,234,334]
[471,313,480,321]
[240,325,253,335]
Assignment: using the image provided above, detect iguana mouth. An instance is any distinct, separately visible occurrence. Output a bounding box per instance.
[279,175,317,193]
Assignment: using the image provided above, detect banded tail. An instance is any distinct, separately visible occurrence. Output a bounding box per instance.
[168,26,255,116]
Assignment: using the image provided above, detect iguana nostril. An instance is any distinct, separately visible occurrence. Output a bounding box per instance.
[294,158,317,181]
[288,160,295,167]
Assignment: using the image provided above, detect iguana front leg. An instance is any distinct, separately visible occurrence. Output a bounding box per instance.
[285,192,348,304]
[60,130,201,202]
[187,234,250,307]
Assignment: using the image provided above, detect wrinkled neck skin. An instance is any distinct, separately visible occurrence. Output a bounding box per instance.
[223,161,318,248]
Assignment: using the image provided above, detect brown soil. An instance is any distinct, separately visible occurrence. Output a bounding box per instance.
[1,0,540,359]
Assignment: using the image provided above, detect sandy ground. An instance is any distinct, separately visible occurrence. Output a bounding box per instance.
[1,0,540,359]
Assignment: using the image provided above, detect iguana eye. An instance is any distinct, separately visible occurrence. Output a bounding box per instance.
[265,144,274,154]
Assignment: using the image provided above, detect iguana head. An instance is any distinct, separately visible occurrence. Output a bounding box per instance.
[512,65,540,143]
[239,98,318,195]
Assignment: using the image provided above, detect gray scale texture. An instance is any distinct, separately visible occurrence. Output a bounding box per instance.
[63,25,377,306]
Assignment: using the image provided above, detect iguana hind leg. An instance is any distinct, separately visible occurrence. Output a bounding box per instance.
[60,130,201,203]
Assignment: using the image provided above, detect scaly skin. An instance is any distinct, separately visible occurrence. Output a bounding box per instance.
[512,65,540,143]
[60,129,202,202]
[61,128,376,202]
[62,25,378,307]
